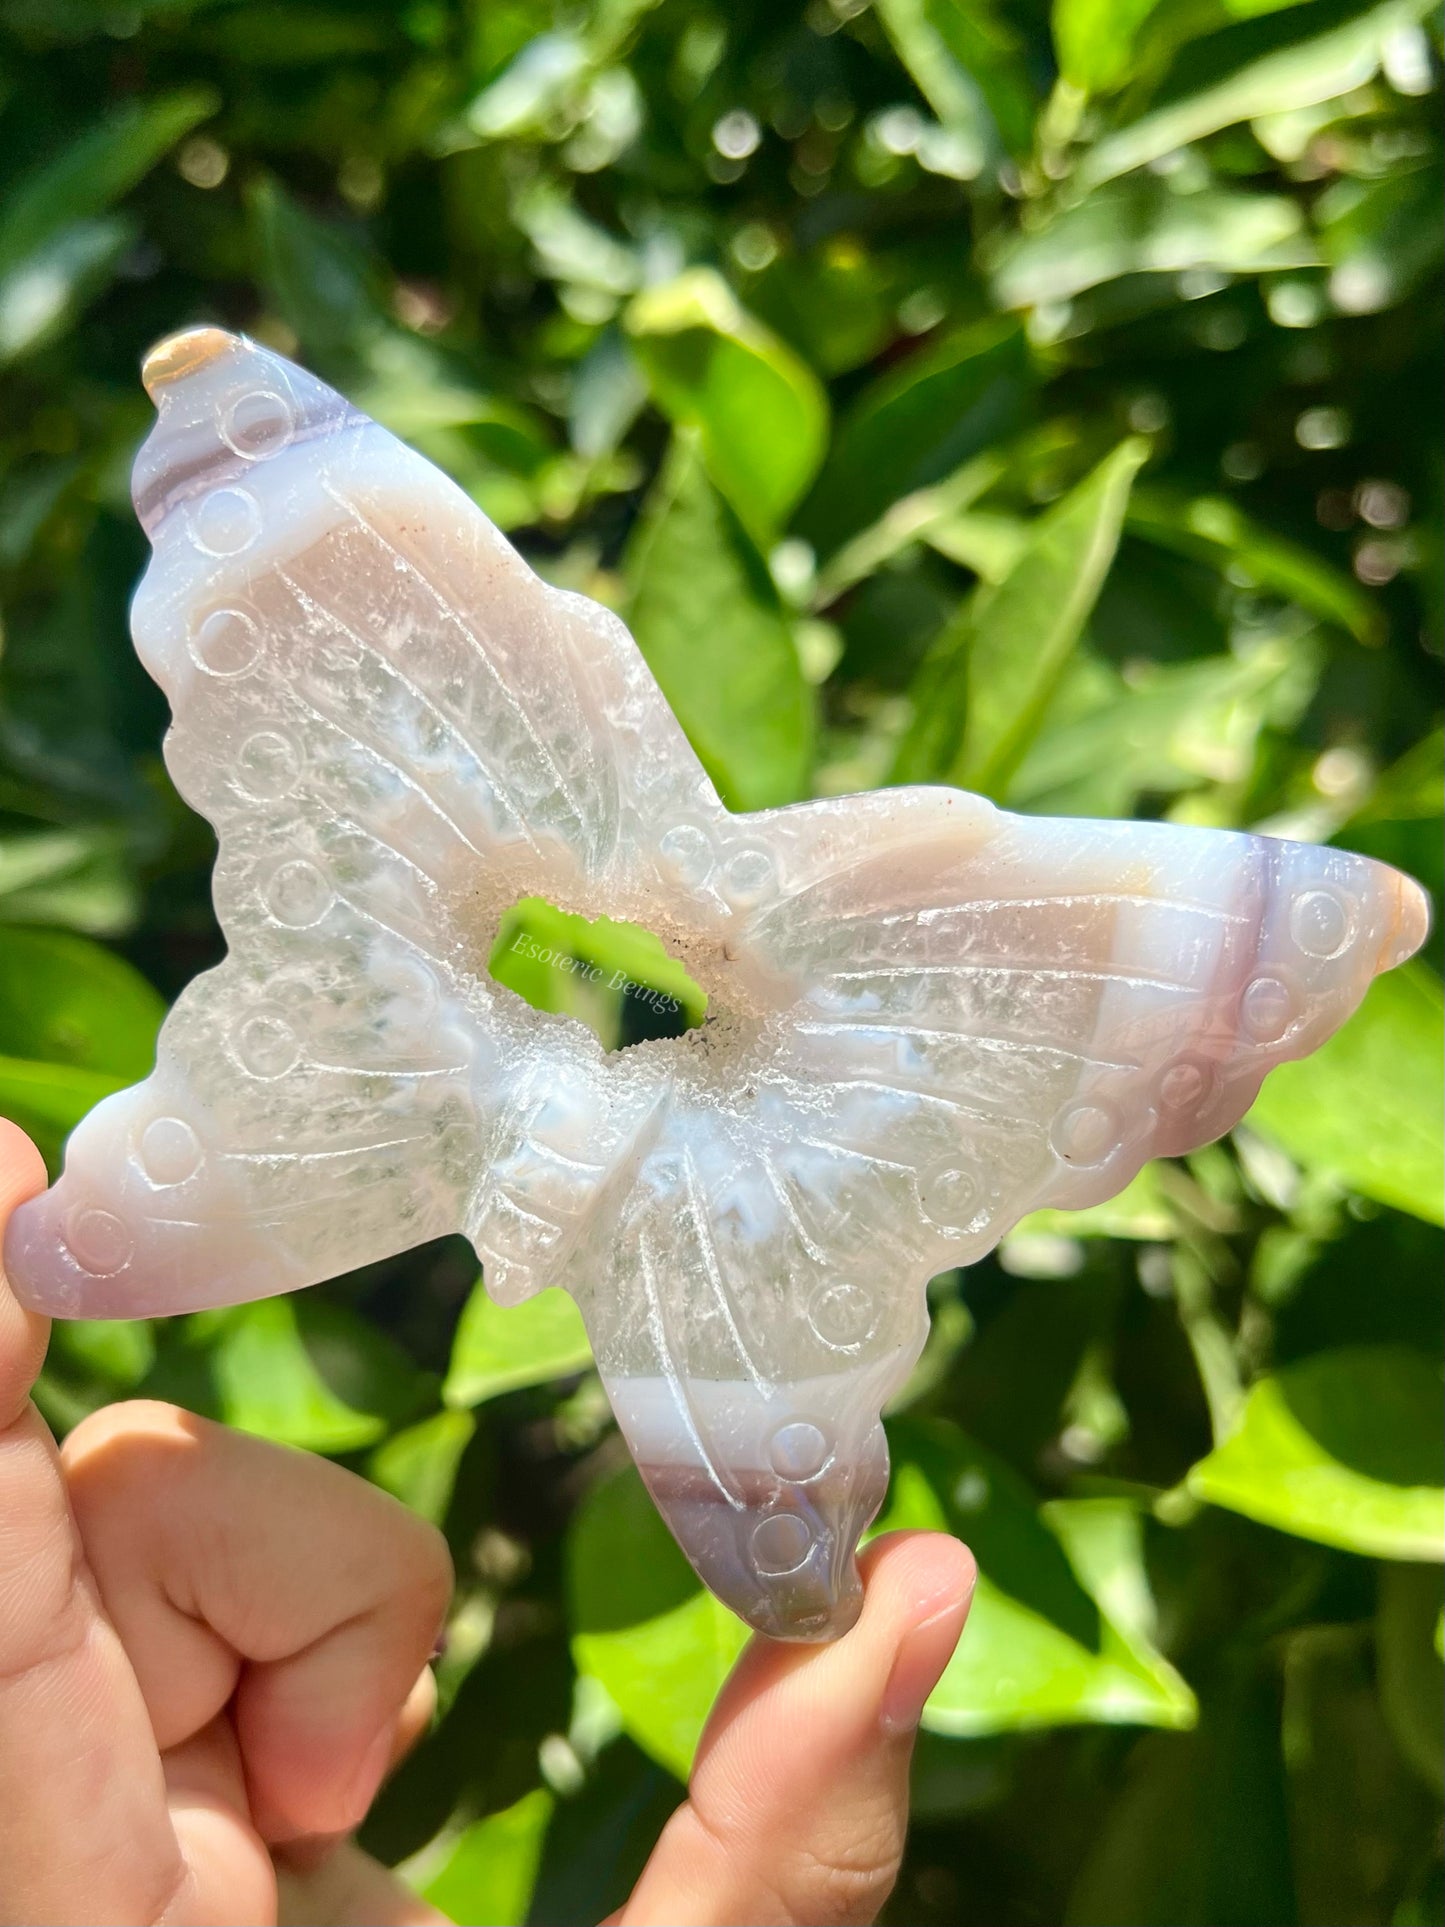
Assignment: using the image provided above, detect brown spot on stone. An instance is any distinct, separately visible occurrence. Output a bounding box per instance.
[141,327,236,397]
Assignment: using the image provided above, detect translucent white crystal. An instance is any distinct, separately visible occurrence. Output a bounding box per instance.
[5,328,1429,1639]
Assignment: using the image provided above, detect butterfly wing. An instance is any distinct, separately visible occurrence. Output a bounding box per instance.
[565,788,1428,1637]
[5,326,1428,1645]
[4,328,720,1318]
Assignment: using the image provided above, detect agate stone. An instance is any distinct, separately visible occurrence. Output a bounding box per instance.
[5,328,1429,1640]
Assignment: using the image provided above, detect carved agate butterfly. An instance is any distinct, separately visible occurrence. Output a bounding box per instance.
[6,329,1428,1639]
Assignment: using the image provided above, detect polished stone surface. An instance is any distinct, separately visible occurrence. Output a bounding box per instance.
[5,330,1429,1638]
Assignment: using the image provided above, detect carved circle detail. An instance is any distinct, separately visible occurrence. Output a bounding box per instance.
[191,486,262,557]
[64,1205,133,1276]
[751,1511,814,1576]
[139,1116,202,1186]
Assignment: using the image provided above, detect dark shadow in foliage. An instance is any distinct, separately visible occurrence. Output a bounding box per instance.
[526,1735,682,1927]
[363,1610,576,1867]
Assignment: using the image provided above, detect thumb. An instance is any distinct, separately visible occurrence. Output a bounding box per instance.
[614,1531,975,1927]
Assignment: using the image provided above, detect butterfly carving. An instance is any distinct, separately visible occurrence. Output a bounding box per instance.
[5,329,1428,1640]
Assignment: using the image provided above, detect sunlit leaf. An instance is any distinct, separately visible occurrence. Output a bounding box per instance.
[1015,1161,1176,1241]
[0,216,133,365]
[991,179,1316,308]
[627,433,814,810]
[894,438,1148,796]
[412,1787,555,1927]
[1187,1346,1445,1559]
[0,827,139,935]
[0,87,217,278]
[204,1297,433,1454]
[568,1460,748,1779]
[1078,0,1435,188]
[1008,634,1317,818]
[58,1314,155,1382]
[444,1282,593,1409]
[881,1422,1197,1732]
[626,268,828,543]
[369,1409,476,1524]
[1053,0,1166,93]
[0,927,163,1160]
[811,453,1004,606]
[1246,964,1444,1224]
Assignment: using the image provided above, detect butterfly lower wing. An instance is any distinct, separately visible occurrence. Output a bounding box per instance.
[6,328,711,1317]
[567,789,1427,1636]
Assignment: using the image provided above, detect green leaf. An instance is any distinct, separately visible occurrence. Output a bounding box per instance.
[250,177,510,432]
[0,88,218,279]
[369,1409,476,1525]
[990,179,1316,309]
[1246,964,1444,1225]
[811,453,1005,606]
[568,1461,748,1780]
[1318,157,1445,316]
[1187,1347,1445,1559]
[1053,0,1167,93]
[1015,1161,1176,1241]
[248,174,387,360]
[206,1296,432,1454]
[0,87,209,358]
[894,439,1148,796]
[0,827,139,936]
[443,1283,593,1409]
[0,1055,127,1156]
[626,268,829,545]
[1077,0,1435,188]
[627,433,814,810]
[0,926,162,1076]
[1008,634,1317,818]
[875,0,1037,161]
[194,6,391,65]
[799,317,1030,554]
[49,1316,155,1394]
[0,216,133,366]
[412,1787,554,1927]
[1127,489,1382,644]
[0,927,164,1160]
[486,896,707,1052]
[881,1421,1197,1732]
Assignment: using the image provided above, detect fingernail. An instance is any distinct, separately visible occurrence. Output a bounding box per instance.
[878,1574,975,1737]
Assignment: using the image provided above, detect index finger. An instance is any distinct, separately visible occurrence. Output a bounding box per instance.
[0,1118,196,1927]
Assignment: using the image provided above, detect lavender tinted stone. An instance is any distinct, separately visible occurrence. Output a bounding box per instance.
[5,329,1430,1639]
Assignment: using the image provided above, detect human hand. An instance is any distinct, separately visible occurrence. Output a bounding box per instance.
[0,1118,975,1927]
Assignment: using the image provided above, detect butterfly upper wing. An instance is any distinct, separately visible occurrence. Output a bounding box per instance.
[565,789,1428,1637]
[4,328,721,1318]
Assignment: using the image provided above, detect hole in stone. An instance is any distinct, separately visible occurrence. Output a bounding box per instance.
[488,896,707,1051]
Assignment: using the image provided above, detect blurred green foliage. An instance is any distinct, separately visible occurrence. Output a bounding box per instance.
[2,0,1442,1920]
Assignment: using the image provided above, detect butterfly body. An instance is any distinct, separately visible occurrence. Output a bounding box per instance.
[5,329,1428,1639]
